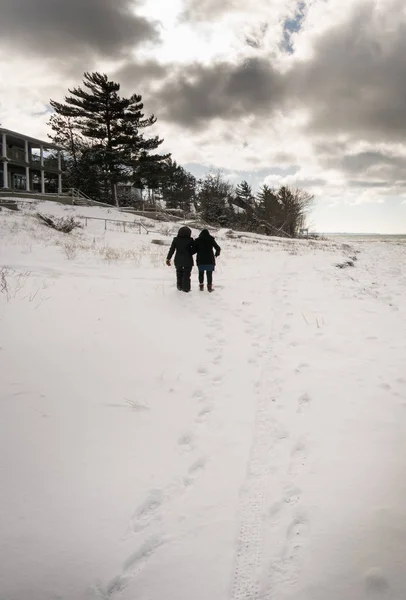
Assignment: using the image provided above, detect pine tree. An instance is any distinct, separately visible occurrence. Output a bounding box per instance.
[133,151,169,203]
[49,72,165,205]
[256,184,281,224]
[161,160,196,213]
[197,171,233,224]
[235,180,255,209]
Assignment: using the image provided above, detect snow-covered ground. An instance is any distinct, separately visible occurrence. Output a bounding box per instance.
[1,201,406,600]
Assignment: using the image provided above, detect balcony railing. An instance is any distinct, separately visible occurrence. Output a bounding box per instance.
[3,149,61,171]
[44,157,59,169]
[8,148,26,162]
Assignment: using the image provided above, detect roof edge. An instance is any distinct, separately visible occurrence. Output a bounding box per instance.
[0,127,63,151]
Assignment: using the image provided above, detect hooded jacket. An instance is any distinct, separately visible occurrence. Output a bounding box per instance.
[193,229,221,266]
[167,226,195,268]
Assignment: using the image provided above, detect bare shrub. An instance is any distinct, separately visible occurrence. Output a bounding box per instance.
[101,246,121,261]
[37,213,82,233]
[158,225,172,236]
[63,241,79,260]
[0,268,8,299]
[95,244,142,263]
[336,260,355,269]
[0,267,31,301]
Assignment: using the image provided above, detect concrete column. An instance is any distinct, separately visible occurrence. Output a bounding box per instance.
[24,139,30,191]
[57,151,62,193]
[40,145,45,194]
[25,166,30,191]
[1,133,7,158]
[2,160,8,188]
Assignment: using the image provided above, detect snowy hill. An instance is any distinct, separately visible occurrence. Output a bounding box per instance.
[1,201,406,600]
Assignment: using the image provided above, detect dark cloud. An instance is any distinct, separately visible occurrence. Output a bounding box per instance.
[157,58,285,129]
[291,0,406,142]
[338,152,406,175]
[156,0,406,147]
[288,177,326,188]
[322,151,406,183]
[0,0,159,59]
[114,61,168,96]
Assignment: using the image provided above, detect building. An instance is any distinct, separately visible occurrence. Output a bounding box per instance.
[0,127,63,195]
[117,182,143,203]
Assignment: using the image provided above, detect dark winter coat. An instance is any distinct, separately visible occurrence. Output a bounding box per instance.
[193,229,221,266]
[167,226,195,268]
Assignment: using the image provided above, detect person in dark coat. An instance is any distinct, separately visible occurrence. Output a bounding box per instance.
[166,226,195,292]
[193,229,221,292]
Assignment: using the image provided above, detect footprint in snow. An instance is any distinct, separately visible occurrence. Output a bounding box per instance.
[178,433,194,451]
[364,568,391,596]
[295,363,310,374]
[288,440,308,476]
[213,352,222,365]
[283,484,302,506]
[123,535,164,573]
[286,514,308,543]
[297,393,311,413]
[196,406,212,423]
[130,490,163,533]
[183,457,207,487]
[101,536,164,598]
[192,389,205,401]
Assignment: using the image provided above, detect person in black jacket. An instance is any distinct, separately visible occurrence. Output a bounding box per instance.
[166,226,195,292]
[193,229,221,292]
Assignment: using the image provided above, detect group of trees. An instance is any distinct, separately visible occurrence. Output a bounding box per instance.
[48,72,313,237]
[195,175,313,237]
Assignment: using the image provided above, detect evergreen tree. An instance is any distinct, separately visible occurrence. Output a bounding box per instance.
[49,72,165,205]
[133,151,169,201]
[256,184,282,224]
[161,160,196,213]
[277,186,313,236]
[235,180,255,209]
[197,171,233,224]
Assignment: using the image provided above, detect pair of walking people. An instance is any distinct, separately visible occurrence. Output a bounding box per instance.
[166,226,221,293]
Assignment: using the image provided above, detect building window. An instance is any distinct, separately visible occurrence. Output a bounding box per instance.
[13,174,26,190]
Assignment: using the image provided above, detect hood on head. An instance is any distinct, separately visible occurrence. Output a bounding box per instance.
[177,226,192,238]
[199,229,211,239]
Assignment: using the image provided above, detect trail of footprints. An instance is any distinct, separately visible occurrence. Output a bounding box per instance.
[96,315,227,597]
[100,293,316,598]
[264,288,313,595]
[232,277,314,599]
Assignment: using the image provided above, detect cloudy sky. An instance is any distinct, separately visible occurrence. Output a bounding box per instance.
[1,0,406,232]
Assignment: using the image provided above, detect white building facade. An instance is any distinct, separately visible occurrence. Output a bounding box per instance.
[0,128,63,194]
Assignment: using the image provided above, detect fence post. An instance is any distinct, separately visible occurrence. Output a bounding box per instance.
[85,217,88,226]
[124,222,126,233]
[105,219,107,231]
